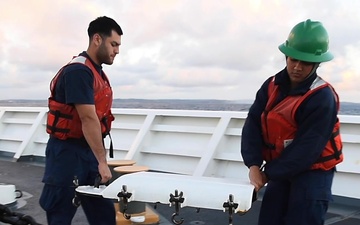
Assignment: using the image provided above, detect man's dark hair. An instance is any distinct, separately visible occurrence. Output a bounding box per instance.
[87,16,123,38]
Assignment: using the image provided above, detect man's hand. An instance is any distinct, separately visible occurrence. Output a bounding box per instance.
[98,162,112,183]
[249,166,268,192]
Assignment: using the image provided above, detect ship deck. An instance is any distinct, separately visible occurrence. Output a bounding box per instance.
[1,158,360,225]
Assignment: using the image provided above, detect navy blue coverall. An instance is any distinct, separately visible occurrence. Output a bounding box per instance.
[39,52,115,225]
[241,68,337,225]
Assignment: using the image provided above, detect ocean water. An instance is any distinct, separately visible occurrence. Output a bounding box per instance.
[0,99,360,115]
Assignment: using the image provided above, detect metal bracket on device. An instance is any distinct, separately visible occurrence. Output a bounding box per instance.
[169,189,185,225]
[72,176,81,207]
[117,185,132,220]
[222,194,239,225]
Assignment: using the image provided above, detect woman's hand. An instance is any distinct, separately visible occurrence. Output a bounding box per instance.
[249,166,268,192]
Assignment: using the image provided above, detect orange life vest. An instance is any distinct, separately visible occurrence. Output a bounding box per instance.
[261,76,343,170]
[46,56,114,140]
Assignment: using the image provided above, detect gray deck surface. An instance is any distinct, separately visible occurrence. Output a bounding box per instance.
[1,159,359,225]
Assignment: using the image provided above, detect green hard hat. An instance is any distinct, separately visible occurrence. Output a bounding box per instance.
[278,19,333,63]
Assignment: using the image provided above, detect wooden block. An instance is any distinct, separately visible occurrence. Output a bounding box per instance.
[108,160,138,183]
[114,165,149,174]
[116,205,160,225]
[107,160,136,167]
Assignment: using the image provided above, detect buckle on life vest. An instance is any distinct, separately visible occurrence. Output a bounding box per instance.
[47,110,72,134]
[101,117,114,158]
[264,143,276,150]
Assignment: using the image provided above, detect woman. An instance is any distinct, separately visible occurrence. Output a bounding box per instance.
[241,19,343,225]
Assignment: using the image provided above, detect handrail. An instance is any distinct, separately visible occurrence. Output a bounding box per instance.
[0,107,360,199]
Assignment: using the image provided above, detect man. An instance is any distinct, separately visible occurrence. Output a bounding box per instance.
[241,19,343,225]
[39,16,122,225]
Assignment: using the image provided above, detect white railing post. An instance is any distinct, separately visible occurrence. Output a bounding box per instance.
[125,113,156,160]
[13,109,47,160]
[193,116,231,176]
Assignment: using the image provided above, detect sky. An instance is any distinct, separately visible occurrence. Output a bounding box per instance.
[1,0,360,103]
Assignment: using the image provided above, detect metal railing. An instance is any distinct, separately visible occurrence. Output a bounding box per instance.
[0,107,359,199]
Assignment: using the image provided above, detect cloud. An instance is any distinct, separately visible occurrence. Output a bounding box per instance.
[0,0,360,103]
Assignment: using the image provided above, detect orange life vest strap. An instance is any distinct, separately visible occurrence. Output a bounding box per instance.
[315,129,342,163]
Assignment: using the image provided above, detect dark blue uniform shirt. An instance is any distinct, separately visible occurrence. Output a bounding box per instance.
[241,68,338,180]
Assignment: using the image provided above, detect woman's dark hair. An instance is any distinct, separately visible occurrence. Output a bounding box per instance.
[87,16,123,38]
